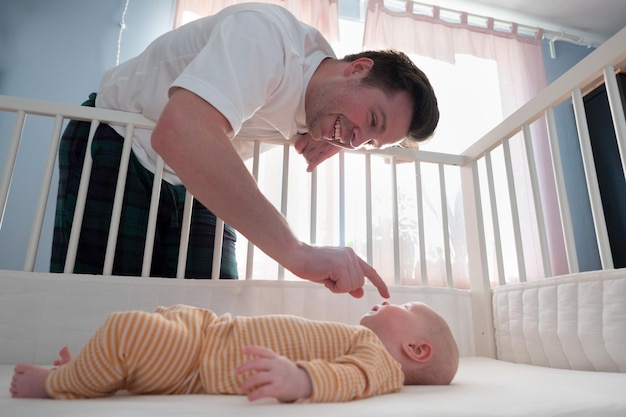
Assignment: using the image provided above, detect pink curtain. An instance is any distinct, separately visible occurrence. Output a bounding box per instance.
[364,0,546,120]
[174,0,339,42]
[363,0,567,280]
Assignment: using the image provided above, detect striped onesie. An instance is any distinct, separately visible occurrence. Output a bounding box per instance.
[46,304,404,402]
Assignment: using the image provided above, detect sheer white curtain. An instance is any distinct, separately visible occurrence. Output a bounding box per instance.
[174,0,339,42]
[363,0,567,282]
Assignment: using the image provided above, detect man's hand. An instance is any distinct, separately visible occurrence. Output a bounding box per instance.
[286,243,390,299]
[236,346,313,403]
[294,133,343,172]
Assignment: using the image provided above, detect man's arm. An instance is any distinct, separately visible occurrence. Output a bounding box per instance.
[151,88,389,298]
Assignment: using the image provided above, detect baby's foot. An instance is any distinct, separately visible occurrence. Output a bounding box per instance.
[10,364,52,398]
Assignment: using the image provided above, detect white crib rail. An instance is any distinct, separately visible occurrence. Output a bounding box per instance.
[461,26,626,288]
[571,88,613,269]
[462,27,626,357]
[0,27,624,298]
[0,97,154,273]
[0,94,467,287]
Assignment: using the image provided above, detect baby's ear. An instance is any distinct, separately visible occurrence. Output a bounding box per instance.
[402,341,432,363]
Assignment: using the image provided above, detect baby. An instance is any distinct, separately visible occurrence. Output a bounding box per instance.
[10,301,459,403]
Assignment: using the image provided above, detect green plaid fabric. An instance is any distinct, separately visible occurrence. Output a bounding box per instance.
[51,93,238,279]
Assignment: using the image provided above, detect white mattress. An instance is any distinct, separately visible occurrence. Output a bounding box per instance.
[3,357,626,417]
[493,269,626,371]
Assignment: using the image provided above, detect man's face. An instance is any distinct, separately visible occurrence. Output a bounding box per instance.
[305,76,413,150]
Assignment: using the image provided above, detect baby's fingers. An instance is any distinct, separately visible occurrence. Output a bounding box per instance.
[235,345,276,376]
[241,345,275,358]
[239,370,270,396]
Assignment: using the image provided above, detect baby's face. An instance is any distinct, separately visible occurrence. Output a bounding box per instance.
[359,301,433,341]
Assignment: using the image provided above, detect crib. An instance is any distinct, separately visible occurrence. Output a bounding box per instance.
[1,24,625,417]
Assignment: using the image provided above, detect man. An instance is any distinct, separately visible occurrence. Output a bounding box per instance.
[52,3,439,299]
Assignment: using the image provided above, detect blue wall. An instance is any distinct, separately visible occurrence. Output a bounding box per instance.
[0,0,598,272]
[542,39,599,271]
[0,0,175,271]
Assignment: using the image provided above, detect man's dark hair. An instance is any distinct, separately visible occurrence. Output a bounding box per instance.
[343,49,439,146]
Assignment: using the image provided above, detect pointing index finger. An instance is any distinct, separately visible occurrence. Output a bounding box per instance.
[358,258,390,298]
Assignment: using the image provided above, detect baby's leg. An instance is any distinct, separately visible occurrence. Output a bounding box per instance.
[10,364,52,398]
[46,309,206,397]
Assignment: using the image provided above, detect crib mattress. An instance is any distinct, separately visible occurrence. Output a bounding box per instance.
[2,357,625,417]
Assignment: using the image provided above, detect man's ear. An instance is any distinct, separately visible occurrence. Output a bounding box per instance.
[343,57,374,76]
[402,341,432,363]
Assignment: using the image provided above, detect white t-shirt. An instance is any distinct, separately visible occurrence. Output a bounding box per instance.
[95,3,335,185]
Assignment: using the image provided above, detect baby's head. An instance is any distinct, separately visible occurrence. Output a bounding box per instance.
[359,301,459,385]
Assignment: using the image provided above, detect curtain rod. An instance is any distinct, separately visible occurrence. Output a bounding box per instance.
[403,0,598,51]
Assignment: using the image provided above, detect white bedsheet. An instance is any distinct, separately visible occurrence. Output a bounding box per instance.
[2,357,625,417]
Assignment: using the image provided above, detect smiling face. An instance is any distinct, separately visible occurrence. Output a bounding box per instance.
[305,59,413,150]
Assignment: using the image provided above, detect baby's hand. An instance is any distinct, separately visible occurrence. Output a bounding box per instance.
[235,345,312,403]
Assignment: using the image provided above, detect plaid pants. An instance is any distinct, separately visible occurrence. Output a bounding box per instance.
[51,93,238,278]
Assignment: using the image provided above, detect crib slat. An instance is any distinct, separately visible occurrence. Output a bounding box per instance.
[309,168,318,245]
[176,191,193,279]
[280,145,290,215]
[212,219,224,280]
[390,156,400,285]
[484,151,506,285]
[502,138,527,282]
[277,144,290,280]
[571,88,614,269]
[102,124,135,275]
[64,120,99,273]
[545,107,579,273]
[415,161,427,286]
[339,152,346,246]
[141,156,165,277]
[522,123,552,278]
[365,153,373,264]
[439,164,453,287]
[24,115,64,271]
[460,160,495,356]
[245,141,261,280]
[0,111,25,231]
[603,66,626,182]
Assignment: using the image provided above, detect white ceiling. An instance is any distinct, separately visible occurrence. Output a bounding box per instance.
[425,0,626,46]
